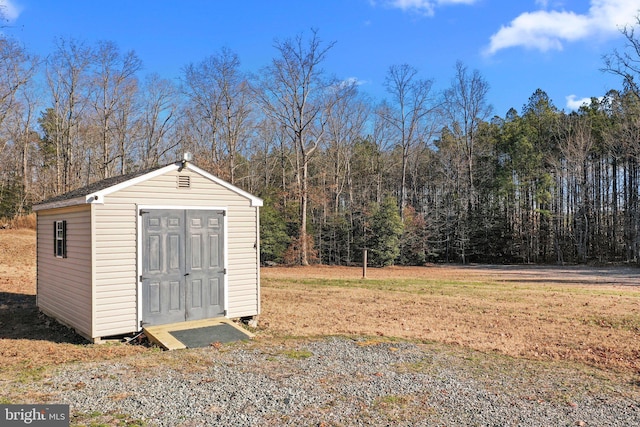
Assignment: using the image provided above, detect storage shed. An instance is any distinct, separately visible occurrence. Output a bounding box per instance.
[32,159,263,342]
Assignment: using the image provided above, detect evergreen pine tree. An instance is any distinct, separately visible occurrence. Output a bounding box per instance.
[367,196,404,267]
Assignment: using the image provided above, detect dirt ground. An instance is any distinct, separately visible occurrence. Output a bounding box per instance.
[1,229,640,377]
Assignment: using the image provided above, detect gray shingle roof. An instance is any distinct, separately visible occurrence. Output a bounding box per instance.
[36,163,169,205]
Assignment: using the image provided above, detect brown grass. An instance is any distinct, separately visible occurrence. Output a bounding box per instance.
[1,228,639,383]
[260,265,640,373]
[0,229,146,382]
[0,213,36,230]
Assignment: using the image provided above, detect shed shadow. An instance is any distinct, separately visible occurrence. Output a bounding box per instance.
[0,291,88,344]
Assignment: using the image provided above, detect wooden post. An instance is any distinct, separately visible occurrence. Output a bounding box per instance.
[362,248,367,279]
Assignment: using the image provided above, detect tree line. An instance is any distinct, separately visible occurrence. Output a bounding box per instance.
[2,24,640,266]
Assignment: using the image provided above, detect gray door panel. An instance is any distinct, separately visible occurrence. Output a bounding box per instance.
[186,210,225,320]
[141,210,186,326]
[142,209,225,326]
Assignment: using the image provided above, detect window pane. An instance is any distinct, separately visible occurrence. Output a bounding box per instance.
[55,221,66,257]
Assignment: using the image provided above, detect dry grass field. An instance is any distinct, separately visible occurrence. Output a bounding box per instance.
[1,228,640,381]
[261,264,640,373]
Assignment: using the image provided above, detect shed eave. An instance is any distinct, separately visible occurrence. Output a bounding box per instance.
[91,164,177,200]
[32,196,87,212]
[186,163,264,207]
[33,161,263,211]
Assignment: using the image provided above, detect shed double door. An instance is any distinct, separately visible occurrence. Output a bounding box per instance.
[141,209,225,326]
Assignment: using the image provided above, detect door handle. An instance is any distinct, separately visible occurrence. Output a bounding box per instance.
[184,273,190,276]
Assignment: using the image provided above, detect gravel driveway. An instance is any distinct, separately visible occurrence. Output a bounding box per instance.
[43,337,639,426]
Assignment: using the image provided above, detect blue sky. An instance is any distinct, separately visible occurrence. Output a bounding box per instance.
[1,0,639,117]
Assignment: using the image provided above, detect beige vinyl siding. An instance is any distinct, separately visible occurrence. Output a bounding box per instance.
[36,205,93,339]
[91,202,138,337]
[92,168,259,334]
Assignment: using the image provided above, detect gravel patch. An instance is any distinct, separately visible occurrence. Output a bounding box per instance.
[42,337,640,426]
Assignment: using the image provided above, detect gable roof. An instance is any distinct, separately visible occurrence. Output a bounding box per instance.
[33,161,263,211]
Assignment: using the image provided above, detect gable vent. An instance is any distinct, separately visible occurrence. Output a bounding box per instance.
[177,175,191,189]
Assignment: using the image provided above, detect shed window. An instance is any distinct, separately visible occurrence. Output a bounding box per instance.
[54,220,67,258]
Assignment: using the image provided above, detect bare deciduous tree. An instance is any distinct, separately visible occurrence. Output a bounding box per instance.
[443,61,492,207]
[0,38,39,214]
[0,38,37,134]
[378,64,437,219]
[255,29,335,265]
[182,47,253,183]
[45,37,93,192]
[603,15,640,100]
[90,40,142,177]
[138,73,179,168]
[325,79,369,214]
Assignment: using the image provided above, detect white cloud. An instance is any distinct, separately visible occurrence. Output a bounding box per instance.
[387,0,436,16]
[566,95,592,110]
[485,0,640,56]
[381,0,477,16]
[0,0,21,22]
[437,0,476,4]
[344,77,368,86]
[534,0,566,7]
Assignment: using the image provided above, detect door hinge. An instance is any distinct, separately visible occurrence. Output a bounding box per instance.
[223,268,227,274]
[139,210,149,216]
[219,210,226,216]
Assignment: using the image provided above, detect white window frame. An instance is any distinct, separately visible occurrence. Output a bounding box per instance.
[55,220,66,258]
